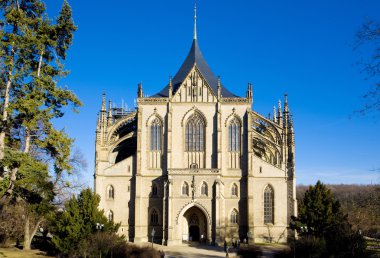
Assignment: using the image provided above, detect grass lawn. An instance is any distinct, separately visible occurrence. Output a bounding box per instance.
[0,247,52,258]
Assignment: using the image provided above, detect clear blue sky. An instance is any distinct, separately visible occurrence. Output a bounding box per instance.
[46,0,380,186]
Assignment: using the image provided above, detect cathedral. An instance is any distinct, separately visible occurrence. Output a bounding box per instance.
[94,8,297,246]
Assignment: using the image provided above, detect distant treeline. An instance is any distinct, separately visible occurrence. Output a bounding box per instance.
[297,184,380,238]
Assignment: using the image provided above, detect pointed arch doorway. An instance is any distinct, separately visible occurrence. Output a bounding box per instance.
[182,206,208,243]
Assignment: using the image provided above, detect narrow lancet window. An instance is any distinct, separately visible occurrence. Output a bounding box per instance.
[228,118,240,152]
[150,209,158,225]
[182,182,189,196]
[230,209,238,224]
[201,182,208,196]
[108,210,114,222]
[231,183,238,197]
[108,185,114,200]
[264,185,274,224]
[150,118,161,151]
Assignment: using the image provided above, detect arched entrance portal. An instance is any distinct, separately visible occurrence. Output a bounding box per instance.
[189,225,200,241]
[182,206,207,243]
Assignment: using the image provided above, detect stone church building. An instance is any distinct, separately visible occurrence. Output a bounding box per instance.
[94,10,296,246]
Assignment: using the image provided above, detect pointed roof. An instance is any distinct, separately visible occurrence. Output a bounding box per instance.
[152,39,237,98]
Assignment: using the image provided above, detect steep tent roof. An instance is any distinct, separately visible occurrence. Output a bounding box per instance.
[152,39,237,98]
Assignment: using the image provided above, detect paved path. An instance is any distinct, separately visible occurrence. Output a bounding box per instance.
[158,244,237,258]
[154,243,288,258]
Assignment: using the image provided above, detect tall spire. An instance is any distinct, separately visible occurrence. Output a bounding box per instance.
[193,0,197,40]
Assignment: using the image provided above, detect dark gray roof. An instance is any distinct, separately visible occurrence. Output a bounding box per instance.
[152,39,237,98]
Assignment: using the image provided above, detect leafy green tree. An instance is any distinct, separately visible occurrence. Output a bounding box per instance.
[50,188,118,257]
[0,0,81,250]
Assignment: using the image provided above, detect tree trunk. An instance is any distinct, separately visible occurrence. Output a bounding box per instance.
[23,129,30,153]
[23,214,30,250]
[0,70,12,160]
[37,51,43,78]
[0,41,15,161]
[23,213,43,251]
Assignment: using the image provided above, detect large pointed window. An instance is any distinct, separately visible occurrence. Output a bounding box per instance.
[150,118,161,151]
[186,114,205,152]
[228,118,240,152]
[264,185,274,224]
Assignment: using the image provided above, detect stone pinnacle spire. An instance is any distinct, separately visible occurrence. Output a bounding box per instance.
[194,0,197,40]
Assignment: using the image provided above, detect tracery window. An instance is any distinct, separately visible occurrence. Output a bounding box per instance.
[150,209,158,225]
[231,183,238,197]
[107,185,114,200]
[264,185,274,224]
[108,210,114,222]
[150,118,161,151]
[228,118,240,152]
[182,182,189,196]
[189,213,199,225]
[201,182,208,196]
[185,114,205,152]
[230,209,238,224]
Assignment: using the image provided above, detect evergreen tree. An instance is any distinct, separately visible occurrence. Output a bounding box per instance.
[0,0,81,249]
[51,188,118,256]
[296,180,343,237]
[291,181,367,257]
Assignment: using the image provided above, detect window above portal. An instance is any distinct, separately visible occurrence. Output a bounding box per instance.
[185,113,205,152]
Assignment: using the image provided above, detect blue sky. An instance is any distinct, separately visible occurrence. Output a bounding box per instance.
[45,0,380,186]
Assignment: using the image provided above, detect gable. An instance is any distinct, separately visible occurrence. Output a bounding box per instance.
[172,65,217,103]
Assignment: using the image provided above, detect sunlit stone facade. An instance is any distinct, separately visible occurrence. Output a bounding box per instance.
[94,34,297,245]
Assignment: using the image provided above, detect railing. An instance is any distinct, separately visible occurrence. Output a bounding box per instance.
[168,168,220,175]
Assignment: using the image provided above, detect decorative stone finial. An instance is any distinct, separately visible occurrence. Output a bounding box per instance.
[101,91,106,111]
[284,93,289,112]
[137,83,144,98]
[169,76,173,98]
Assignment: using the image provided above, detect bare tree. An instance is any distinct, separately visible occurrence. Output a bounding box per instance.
[355,20,380,114]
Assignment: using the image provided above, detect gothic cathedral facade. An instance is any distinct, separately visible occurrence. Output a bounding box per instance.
[94,29,297,245]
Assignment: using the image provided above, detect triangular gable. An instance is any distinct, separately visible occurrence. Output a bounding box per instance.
[172,65,217,103]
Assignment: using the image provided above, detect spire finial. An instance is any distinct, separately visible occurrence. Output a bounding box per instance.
[193,0,197,40]
[101,91,106,111]
[284,93,289,112]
